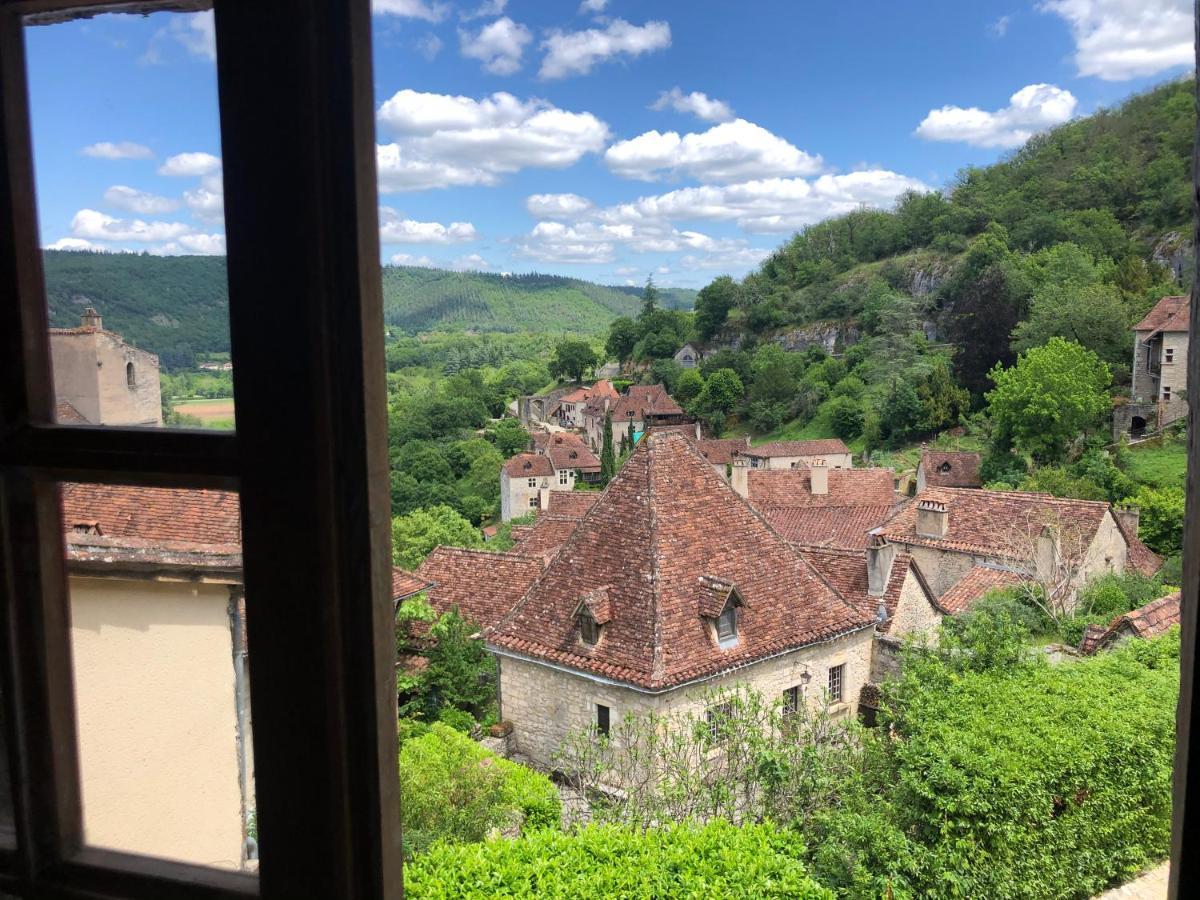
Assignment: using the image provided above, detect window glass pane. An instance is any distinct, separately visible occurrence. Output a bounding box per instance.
[25,10,234,431]
[62,482,255,872]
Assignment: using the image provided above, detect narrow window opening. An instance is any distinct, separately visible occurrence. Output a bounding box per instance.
[125,361,135,387]
[828,664,844,703]
[580,612,600,645]
[596,703,610,736]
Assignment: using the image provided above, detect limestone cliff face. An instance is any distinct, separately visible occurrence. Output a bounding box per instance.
[1152,231,1192,283]
[771,320,860,353]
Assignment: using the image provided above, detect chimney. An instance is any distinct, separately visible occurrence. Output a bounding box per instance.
[1114,503,1140,536]
[915,499,948,539]
[730,458,749,499]
[1036,524,1059,582]
[80,307,102,330]
[866,532,897,598]
[809,459,828,495]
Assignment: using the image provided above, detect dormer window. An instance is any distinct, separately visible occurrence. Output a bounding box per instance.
[697,575,745,649]
[938,461,951,474]
[574,588,612,647]
[716,602,737,645]
[580,612,600,645]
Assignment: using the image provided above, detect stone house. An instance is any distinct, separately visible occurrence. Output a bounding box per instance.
[499,452,561,522]
[674,342,701,369]
[554,380,618,428]
[915,450,982,492]
[877,488,1160,615]
[691,435,751,481]
[532,431,603,484]
[59,483,251,869]
[1119,294,1190,437]
[50,308,163,426]
[582,384,685,452]
[742,439,853,470]
[484,432,875,769]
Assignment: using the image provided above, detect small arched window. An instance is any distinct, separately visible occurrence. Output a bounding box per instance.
[126,361,136,387]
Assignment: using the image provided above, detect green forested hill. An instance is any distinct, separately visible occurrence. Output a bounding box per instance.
[42,250,693,368]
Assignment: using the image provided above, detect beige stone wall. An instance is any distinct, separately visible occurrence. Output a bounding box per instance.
[757,452,854,470]
[70,576,246,869]
[887,569,943,638]
[1160,331,1189,402]
[906,545,978,598]
[51,333,102,422]
[50,332,162,426]
[497,627,874,769]
[500,469,570,522]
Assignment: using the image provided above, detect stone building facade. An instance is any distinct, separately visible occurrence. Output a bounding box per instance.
[1121,294,1190,437]
[50,308,163,426]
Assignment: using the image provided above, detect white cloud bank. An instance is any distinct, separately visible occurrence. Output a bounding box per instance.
[103,185,179,216]
[459,17,532,75]
[651,88,734,123]
[915,83,1077,148]
[372,0,448,22]
[375,89,609,191]
[158,151,222,177]
[70,208,194,243]
[605,119,822,182]
[82,141,153,160]
[540,19,671,79]
[1040,0,1192,80]
[378,207,477,243]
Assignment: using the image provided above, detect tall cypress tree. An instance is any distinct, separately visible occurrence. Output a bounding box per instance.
[600,410,616,485]
[627,417,636,449]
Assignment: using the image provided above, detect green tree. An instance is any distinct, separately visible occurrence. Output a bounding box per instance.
[1010,282,1131,369]
[640,275,660,316]
[1134,485,1185,555]
[986,337,1111,463]
[694,275,737,340]
[391,505,481,569]
[673,368,704,405]
[600,410,616,485]
[485,418,530,457]
[606,316,638,362]
[549,340,599,384]
[916,358,969,432]
[693,368,744,416]
[826,396,865,440]
[626,416,636,449]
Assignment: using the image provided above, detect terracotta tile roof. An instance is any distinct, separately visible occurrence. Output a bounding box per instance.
[511,514,580,561]
[765,505,898,550]
[588,383,683,421]
[744,439,850,459]
[801,546,924,631]
[503,452,555,478]
[508,524,534,542]
[543,434,601,472]
[1079,591,1181,654]
[1078,623,1108,655]
[1134,295,1189,333]
[61,483,241,546]
[543,491,600,519]
[559,380,618,405]
[488,431,871,690]
[414,546,544,630]
[880,487,1110,558]
[746,468,897,509]
[937,566,1024,615]
[919,451,982,488]
[392,568,431,602]
[693,437,751,467]
[64,531,241,574]
[54,399,91,424]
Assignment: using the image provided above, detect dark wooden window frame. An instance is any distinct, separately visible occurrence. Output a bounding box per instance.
[0,1,401,898]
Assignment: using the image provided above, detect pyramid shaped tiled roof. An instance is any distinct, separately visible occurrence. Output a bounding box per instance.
[487,431,871,689]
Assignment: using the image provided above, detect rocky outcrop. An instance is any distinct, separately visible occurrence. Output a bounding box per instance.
[1152,231,1191,283]
[908,260,952,298]
[771,320,860,353]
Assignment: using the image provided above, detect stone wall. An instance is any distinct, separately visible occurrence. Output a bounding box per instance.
[906,545,978,598]
[50,331,162,426]
[887,568,943,638]
[496,627,875,769]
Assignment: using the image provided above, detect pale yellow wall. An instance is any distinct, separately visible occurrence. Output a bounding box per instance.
[886,569,943,638]
[50,333,102,422]
[500,469,570,522]
[69,576,245,869]
[1160,331,1189,401]
[758,453,853,470]
[498,627,874,769]
[50,332,162,426]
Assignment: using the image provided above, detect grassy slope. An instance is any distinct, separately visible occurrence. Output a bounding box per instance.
[1126,440,1187,489]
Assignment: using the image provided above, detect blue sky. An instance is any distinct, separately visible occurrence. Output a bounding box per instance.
[23,0,1195,287]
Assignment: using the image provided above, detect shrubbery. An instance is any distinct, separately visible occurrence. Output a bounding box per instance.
[403,820,832,899]
[399,723,560,858]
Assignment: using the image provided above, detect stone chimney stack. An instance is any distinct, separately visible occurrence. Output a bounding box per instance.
[915,499,948,539]
[80,307,102,330]
[730,458,749,499]
[1114,504,1140,536]
[809,459,829,495]
[866,532,897,598]
[1036,524,1060,583]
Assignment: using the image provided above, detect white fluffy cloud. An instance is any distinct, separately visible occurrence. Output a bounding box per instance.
[158,151,222,177]
[375,90,609,191]
[389,252,437,267]
[1040,0,1192,80]
[177,232,226,255]
[173,12,215,61]
[461,0,506,20]
[372,0,448,22]
[915,83,1077,148]
[651,88,734,123]
[417,33,443,60]
[526,193,595,218]
[70,208,194,243]
[578,0,609,12]
[459,17,532,75]
[82,142,153,160]
[450,253,491,271]
[517,215,762,266]
[103,185,179,215]
[378,207,477,243]
[184,173,225,222]
[47,237,105,251]
[540,19,671,79]
[605,119,822,183]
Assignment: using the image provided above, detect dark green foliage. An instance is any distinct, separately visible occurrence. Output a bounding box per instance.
[1134,485,1185,555]
[673,368,704,405]
[599,411,616,485]
[404,821,831,899]
[604,315,638,361]
[825,396,864,440]
[980,447,1028,486]
[694,274,738,340]
[485,418,530,457]
[548,340,598,384]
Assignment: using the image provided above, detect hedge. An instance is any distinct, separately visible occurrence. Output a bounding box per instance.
[404,820,832,899]
[812,633,1179,899]
[399,723,560,856]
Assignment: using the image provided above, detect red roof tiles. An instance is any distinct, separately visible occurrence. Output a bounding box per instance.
[511,515,580,561]
[919,450,982,489]
[61,482,241,546]
[746,468,897,509]
[503,452,554,478]
[1134,295,1189,334]
[693,437,751,467]
[1079,591,1181,654]
[801,546,925,631]
[765,505,898,550]
[55,399,91,424]
[414,546,544,630]
[937,566,1024,615]
[392,568,431,602]
[744,439,850,459]
[544,491,600,519]
[488,431,871,689]
[542,433,601,472]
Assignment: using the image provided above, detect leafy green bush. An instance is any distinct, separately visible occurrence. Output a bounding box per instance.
[399,723,560,857]
[1135,485,1185,555]
[403,820,832,899]
[436,706,475,733]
